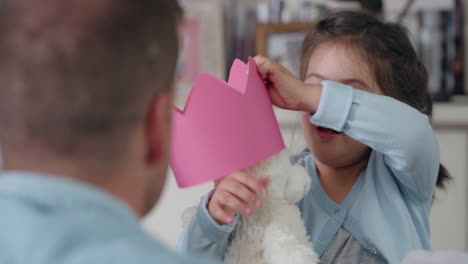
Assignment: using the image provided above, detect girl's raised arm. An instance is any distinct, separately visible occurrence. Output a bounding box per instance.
[254,55,439,203]
[309,80,439,202]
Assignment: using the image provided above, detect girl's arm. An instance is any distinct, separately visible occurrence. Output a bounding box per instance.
[309,81,439,202]
[177,167,267,258]
[177,191,238,259]
[254,56,439,202]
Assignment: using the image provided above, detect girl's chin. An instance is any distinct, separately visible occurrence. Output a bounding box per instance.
[315,126,342,140]
[309,143,350,164]
[311,144,372,169]
[312,151,360,168]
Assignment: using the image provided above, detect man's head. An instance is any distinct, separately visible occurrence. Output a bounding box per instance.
[0,0,181,215]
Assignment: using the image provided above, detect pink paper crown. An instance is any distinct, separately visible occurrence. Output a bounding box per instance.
[170,57,285,188]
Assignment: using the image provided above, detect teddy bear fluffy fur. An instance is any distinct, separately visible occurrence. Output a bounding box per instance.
[223,149,318,264]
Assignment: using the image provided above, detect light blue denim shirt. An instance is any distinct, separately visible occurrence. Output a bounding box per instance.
[0,172,220,264]
[178,81,440,264]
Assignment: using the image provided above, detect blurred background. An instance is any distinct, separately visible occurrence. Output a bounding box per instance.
[2,0,467,253]
[143,0,468,251]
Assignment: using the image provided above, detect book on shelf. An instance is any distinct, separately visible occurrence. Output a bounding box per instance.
[417,3,465,101]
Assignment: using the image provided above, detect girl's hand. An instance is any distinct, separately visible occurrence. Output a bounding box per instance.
[253,55,321,112]
[207,171,269,225]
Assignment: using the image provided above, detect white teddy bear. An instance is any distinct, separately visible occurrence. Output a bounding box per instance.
[182,148,318,263]
[223,148,318,264]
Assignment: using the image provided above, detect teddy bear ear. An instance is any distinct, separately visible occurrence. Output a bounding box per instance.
[284,164,311,204]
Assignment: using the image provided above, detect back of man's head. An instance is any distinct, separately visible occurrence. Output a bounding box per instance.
[0,0,181,161]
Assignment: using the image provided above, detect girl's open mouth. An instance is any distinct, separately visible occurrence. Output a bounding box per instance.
[316,126,342,139]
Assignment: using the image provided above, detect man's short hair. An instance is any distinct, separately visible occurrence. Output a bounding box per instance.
[0,0,181,157]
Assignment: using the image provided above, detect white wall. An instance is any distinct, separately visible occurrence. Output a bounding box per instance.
[431,129,468,251]
[142,172,213,247]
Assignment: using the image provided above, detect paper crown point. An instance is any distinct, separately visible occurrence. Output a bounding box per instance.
[170,57,285,188]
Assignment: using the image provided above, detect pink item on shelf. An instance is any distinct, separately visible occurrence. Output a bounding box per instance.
[170,57,285,188]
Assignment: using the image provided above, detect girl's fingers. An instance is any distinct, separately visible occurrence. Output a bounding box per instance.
[223,180,262,209]
[209,201,235,225]
[259,176,270,186]
[217,190,252,217]
[232,171,268,197]
[254,54,289,80]
[207,171,271,225]
[253,55,268,69]
[269,89,288,109]
[253,55,274,79]
[254,55,303,110]
[253,54,266,64]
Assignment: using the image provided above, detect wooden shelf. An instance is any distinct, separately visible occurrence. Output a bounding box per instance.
[433,103,468,128]
[275,103,468,129]
[255,23,313,55]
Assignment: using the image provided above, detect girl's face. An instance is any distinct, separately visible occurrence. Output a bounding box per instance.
[302,43,383,168]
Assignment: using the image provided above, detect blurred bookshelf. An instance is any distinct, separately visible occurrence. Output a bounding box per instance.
[227,0,468,104]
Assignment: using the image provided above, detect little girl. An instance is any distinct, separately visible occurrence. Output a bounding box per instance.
[178,11,451,264]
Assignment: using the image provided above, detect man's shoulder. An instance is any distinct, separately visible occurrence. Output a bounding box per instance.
[75,237,221,264]
[87,228,221,264]
[0,173,220,264]
[0,197,219,264]
[46,217,221,264]
[3,215,220,264]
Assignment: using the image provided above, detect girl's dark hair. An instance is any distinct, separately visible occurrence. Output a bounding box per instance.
[300,10,452,192]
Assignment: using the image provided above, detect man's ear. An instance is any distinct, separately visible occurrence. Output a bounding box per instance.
[145,91,173,164]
